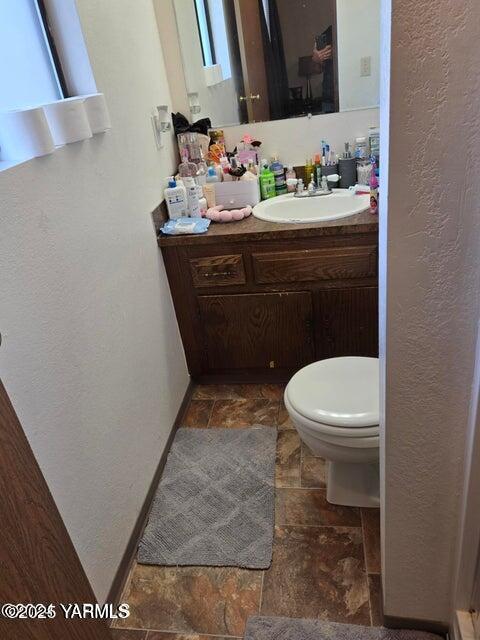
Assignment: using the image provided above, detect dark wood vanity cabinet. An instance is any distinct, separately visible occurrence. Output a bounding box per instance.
[160,224,378,382]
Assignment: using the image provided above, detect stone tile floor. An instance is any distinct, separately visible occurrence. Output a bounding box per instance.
[113,384,382,640]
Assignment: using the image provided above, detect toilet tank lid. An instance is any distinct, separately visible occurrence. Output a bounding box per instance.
[285,357,379,428]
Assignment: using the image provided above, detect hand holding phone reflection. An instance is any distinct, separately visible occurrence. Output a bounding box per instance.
[312,42,332,64]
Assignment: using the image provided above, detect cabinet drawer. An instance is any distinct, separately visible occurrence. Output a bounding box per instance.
[252,245,377,284]
[189,254,246,288]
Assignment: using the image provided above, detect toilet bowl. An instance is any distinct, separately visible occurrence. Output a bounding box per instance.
[285,356,380,508]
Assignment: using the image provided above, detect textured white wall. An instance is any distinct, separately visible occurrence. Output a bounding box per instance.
[380,0,480,625]
[0,0,189,602]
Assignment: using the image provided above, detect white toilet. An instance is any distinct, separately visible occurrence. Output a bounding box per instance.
[284,356,380,508]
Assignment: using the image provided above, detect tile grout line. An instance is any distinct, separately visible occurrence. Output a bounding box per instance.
[206,397,216,428]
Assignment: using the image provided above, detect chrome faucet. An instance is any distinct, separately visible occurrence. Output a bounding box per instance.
[294,175,332,198]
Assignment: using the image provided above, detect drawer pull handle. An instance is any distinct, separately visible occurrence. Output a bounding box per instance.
[203,271,235,277]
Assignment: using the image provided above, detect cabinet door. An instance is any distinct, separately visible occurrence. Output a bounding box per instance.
[316,287,378,359]
[198,292,314,372]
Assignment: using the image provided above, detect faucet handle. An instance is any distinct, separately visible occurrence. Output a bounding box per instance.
[321,175,329,191]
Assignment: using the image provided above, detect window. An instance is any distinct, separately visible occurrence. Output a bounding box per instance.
[194,0,232,81]
[194,0,216,67]
[0,0,108,168]
[0,0,68,111]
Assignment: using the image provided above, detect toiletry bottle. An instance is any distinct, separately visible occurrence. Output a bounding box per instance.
[369,127,380,163]
[305,158,314,184]
[178,154,197,179]
[204,166,218,208]
[369,163,379,214]
[314,154,322,186]
[324,144,330,165]
[270,156,287,195]
[198,196,207,214]
[196,153,207,186]
[286,164,297,192]
[184,176,201,217]
[354,137,368,160]
[206,165,219,183]
[260,160,276,200]
[241,167,258,181]
[164,177,187,219]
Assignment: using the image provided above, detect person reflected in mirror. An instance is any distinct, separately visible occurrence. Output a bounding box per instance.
[312,27,335,113]
[312,43,332,64]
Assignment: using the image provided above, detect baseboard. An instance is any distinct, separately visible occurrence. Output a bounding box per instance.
[106,379,193,606]
[383,614,449,636]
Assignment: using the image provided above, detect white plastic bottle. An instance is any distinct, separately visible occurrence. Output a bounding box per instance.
[285,164,297,192]
[184,176,201,217]
[204,166,218,208]
[164,177,187,219]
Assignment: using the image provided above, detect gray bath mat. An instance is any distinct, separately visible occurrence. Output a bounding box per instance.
[244,618,443,640]
[138,426,277,568]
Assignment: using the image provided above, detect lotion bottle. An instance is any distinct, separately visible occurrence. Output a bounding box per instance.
[184,176,201,217]
[164,177,187,219]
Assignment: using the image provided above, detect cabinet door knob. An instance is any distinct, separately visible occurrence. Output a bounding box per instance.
[250,94,260,101]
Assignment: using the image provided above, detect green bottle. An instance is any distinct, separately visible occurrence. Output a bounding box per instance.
[260,159,276,200]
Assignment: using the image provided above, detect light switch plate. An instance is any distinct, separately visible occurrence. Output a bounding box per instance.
[360,56,371,77]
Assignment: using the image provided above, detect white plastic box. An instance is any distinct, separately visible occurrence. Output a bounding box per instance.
[214,180,260,209]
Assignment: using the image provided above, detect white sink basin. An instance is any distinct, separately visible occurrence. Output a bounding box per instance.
[253,189,370,224]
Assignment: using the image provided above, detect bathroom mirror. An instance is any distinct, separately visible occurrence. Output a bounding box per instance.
[172,0,380,127]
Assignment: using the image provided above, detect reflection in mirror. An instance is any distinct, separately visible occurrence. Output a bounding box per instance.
[173,0,380,128]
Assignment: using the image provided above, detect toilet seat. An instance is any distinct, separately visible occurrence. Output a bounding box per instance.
[285,356,379,428]
[284,393,379,445]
